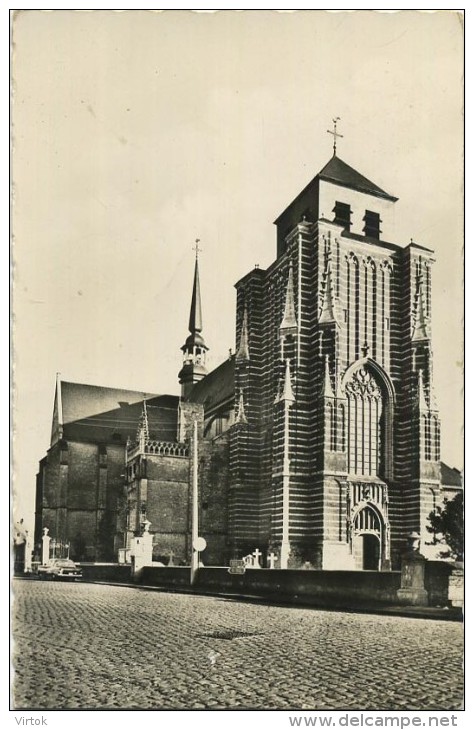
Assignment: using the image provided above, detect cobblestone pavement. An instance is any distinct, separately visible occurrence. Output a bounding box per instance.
[12,580,463,711]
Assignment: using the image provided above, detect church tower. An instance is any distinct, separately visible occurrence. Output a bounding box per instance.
[230,127,441,570]
[178,249,208,399]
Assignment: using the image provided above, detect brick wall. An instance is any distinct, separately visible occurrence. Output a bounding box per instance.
[36,440,127,561]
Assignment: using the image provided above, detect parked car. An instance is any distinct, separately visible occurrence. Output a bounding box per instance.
[37,558,82,580]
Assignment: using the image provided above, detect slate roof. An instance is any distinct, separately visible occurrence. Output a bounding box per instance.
[318,156,398,202]
[188,356,235,413]
[274,155,398,225]
[58,381,179,445]
[440,462,463,489]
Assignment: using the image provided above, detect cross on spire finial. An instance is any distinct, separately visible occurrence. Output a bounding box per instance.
[193,239,202,259]
[327,117,343,156]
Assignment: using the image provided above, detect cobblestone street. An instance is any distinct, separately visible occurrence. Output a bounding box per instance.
[12,579,463,711]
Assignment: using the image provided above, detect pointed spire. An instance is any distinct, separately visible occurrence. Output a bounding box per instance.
[56,371,63,434]
[188,254,203,334]
[142,397,149,440]
[319,262,339,325]
[278,359,296,404]
[235,305,250,364]
[412,276,429,341]
[179,248,208,398]
[51,372,64,445]
[235,388,248,425]
[323,355,335,397]
[418,370,428,411]
[137,397,149,447]
[280,262,298,334]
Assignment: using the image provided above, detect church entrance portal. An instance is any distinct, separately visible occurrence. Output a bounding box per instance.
[362,533,380,570]
[352,504,384,570]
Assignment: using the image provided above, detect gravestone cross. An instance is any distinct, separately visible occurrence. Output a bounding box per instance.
[252,548,262,568]
[267,552,278,569]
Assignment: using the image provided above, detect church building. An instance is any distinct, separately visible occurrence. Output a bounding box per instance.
[35,138,460,570]
[222,151,442,571]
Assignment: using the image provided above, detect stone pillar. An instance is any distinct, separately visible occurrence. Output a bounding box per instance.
[130,520,153,577]
[448,563,464,608]
[397,533,428,606]
[41,528,51,565]
[24,531,33,573]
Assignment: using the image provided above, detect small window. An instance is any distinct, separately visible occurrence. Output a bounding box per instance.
[333,202,352,230]
[363,210,381,239]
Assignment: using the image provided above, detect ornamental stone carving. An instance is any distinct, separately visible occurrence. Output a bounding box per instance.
[345,366,382,399]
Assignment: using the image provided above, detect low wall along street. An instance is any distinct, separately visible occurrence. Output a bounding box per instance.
[138,566,402,606]
[78,561,462,611]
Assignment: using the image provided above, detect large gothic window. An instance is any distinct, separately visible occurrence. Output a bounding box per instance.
[345,366,383,477]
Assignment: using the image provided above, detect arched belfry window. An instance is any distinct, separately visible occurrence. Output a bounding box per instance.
[344,363,393,479]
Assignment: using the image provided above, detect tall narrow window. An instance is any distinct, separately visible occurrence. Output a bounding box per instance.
[339,403,345,452]
[425,262,431,318]
[330,402,337,451]
[434,417,440,461]
[346,257,351,364]
[424,416,432,461]
[345,366,383,477]
[371,263,377,359]
[420,414,426,459]
[381,265,385,367]
[383,266,391,369]
[333,202,352,231]
[354,258,360,358]
[326,402,335,451]
[364,263,368,347]
[363,210,381,239]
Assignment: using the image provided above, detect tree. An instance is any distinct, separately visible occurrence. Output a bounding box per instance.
[427,492,464,561]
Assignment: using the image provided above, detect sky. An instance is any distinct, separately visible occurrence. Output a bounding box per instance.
[12,10,464,530]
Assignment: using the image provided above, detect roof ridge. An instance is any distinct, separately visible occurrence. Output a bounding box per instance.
[318,155,397,202]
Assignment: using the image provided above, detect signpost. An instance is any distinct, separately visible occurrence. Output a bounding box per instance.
[228,559,246,575]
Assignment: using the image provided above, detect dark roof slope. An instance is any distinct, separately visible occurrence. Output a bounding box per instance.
[61,381,155,424]
[59,381,179,445]
[440,462,463,488]
[318,156,398,202]
[274,155,398,226]
[189,356,235,413]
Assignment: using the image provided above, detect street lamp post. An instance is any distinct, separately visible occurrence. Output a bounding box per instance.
[190,418,199,585]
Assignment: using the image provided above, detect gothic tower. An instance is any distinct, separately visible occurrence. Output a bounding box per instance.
[230,143,441,570]
[178,253,208,399]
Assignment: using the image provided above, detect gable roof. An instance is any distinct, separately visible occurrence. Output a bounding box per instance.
[318,156,398,202]
[53,379,179,446]
[60,381,155,425]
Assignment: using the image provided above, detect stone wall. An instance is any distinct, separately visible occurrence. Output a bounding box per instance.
[79,561,458,610]
[138,566,402,607]
[80,563,132,583]
[424,560,454,607]
[36,440,126,561]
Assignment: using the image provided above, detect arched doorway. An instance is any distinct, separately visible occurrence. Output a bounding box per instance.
[362,533,380,570]
[352,504,383,570]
